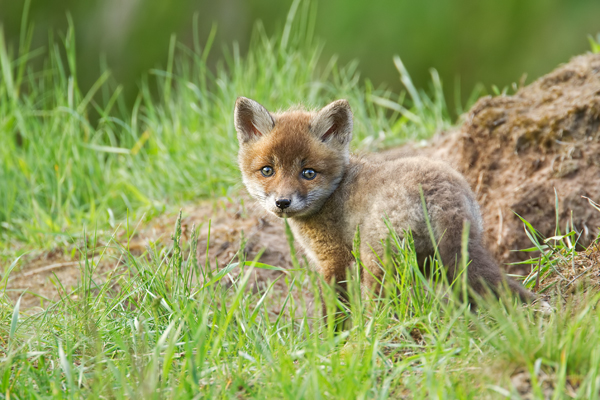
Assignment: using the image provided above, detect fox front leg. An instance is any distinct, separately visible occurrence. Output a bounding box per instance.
[316,253,354,323]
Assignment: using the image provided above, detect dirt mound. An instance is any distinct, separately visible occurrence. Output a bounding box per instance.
[454,53,600,267]
[455,55,600,261]
[385,53,600,270]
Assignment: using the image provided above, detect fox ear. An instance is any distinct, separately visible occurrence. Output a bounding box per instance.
[234,97,275,144]
[310,99,353,146]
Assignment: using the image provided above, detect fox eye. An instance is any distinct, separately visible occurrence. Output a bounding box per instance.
[301,168,316,180]
[261,166,274,177]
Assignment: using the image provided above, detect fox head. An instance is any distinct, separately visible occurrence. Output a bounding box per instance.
[234,97,353,218]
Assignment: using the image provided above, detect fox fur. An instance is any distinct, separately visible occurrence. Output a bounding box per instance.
[234,97,533,307]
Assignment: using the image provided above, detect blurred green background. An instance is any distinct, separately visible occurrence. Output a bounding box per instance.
[1,0,599,109]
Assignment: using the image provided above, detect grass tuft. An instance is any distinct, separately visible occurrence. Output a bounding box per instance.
[2,212,600,398]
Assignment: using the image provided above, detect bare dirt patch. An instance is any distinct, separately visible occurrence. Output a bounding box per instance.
[5,200,301,310]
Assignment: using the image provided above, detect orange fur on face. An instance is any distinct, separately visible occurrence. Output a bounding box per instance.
[238,111,348,218]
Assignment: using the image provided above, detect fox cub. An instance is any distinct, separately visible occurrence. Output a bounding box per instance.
[234,97,533,306]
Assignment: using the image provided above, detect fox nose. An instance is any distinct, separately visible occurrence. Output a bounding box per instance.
[275,198,291,210]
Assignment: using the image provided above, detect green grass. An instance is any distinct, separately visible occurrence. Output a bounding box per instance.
[0,0,451,250]
[2,212,600,399]
[3,0,600,398]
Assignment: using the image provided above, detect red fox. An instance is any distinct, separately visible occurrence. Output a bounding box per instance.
[234,97,533,309]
